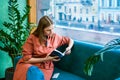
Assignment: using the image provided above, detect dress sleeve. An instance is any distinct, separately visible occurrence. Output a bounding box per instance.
[55,34,70,47]
[22,35,33,61]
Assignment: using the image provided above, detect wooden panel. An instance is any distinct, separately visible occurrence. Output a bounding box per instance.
[28,0,36,23]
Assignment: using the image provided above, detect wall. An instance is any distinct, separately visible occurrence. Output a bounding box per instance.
[0,0,27,29]
[0,0,9,30]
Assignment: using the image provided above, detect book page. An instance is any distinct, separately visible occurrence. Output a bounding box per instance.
[52,73,60,78]
[54,49,66,56]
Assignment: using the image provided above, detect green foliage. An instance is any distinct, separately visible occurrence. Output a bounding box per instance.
[84,38,120,76]
[0,0,31,64]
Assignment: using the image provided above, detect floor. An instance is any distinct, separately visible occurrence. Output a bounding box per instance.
[0,78,5,80]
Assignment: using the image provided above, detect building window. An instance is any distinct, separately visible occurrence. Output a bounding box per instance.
[108,14,111,23]
[109,0,112,7]
[92,16,94,22]
[58,6,62,9]
[117,0,120,7]
[69,8,71,13]
[86,17,88,21]
[116,14,120,22]
[74,6,76,13]
[86,8,88,14]
[102,0,104,7]
[64,6,66,13]
[80,8,82,14]
[101,13,104,22]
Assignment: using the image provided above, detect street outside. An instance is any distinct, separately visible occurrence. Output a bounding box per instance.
[54,21,120,45]
[55,20,120,33]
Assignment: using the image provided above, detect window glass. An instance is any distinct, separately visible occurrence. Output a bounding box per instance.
[37,0,120,45]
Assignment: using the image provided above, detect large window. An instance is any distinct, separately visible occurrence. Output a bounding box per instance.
[36,0,120,45]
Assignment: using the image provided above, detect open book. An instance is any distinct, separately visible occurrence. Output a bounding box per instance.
[49,49,66,58]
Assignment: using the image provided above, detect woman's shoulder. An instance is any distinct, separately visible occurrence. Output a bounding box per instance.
[51,33,64,40]
[26,34,38,41]
[53,33,68,38]
[28,34,37,38]
[52,33,60,37]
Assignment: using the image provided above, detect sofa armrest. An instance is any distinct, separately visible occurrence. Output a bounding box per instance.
[14,56,22,68]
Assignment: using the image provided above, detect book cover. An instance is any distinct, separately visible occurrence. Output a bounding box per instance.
[49,49,66,58]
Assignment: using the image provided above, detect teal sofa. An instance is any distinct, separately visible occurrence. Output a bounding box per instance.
[14,40,120,80]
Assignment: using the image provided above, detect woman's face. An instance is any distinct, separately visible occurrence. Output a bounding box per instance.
[43,24,54,37]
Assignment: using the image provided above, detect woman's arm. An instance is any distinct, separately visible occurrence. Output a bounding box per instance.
[24,56,59,64]
[68,38,74,49]
[65,38,74,54]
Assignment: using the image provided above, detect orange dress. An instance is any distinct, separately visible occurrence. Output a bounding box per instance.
[13,33,70,80]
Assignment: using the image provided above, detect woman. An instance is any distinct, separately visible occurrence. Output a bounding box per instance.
[13,16,74,80]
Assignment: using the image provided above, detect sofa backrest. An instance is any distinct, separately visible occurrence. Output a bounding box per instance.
[55,40,120,80]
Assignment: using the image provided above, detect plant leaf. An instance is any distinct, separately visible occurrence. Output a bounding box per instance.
[84,37,120,76]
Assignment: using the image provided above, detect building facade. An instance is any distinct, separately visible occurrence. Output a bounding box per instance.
[53,0,98,23]
[99,0,120,24]
[49,0,120,24]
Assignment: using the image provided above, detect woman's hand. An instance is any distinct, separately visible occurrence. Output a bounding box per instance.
[65,47,71,55]
[46,56,60,62]
[65,38,74,55]
[52,57,61,61]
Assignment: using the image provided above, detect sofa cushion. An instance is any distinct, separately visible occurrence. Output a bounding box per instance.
[51,67,85,80]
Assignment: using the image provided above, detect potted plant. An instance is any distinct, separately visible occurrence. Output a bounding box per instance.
[84,38,120,76]
[0,0,30,79]
[0,0,30,65]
